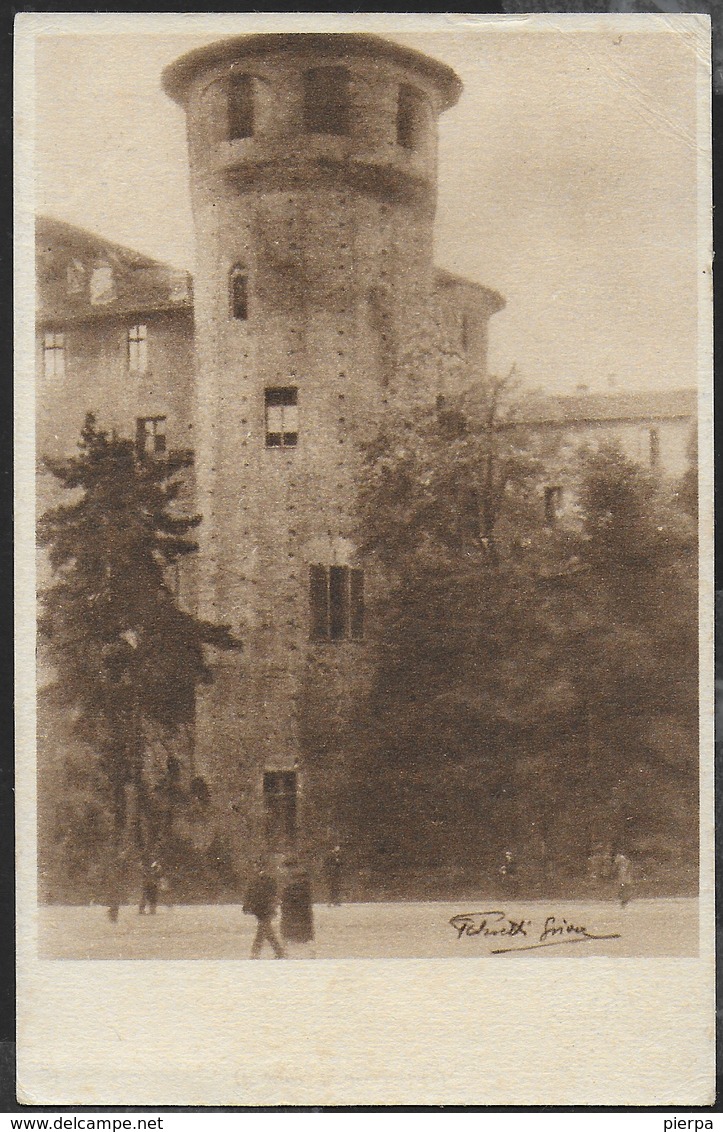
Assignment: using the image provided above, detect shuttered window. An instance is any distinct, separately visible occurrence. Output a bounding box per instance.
[350,568,364,640]
[309,565,364,641]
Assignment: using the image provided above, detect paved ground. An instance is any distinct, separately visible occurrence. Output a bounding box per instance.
[38,897,698,959]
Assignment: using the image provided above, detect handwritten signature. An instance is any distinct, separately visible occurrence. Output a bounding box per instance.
[449,911,620,954]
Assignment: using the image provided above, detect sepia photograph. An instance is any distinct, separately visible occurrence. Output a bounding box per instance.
[15,11,714,1105]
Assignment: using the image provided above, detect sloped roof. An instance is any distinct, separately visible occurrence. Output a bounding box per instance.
[520,388,696,425]
[163,33,462,111]
[36,215,193,324]
[434,268,506,315]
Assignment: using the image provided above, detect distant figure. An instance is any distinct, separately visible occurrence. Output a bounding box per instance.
[104,835,126,923]
[500,849,518,898]
[281,859,315,958]
[613,851,634,907]
[324,845,343,906]
[243,861,285,959]
[139,858,163,915]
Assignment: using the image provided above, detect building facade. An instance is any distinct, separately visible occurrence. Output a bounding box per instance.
[160,33,505,860]
[35,33,697,877]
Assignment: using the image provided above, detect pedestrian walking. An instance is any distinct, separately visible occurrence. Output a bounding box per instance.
[281,858,315,958]
[613,851,634,907]
[139,857,163,915]
[500,849,518,898]
[324,844,343,907]
[243,861,285,959]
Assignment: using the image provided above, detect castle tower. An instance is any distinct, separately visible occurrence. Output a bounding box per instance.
[162,34,470,860]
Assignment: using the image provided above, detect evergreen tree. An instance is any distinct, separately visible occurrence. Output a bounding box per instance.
[38,414,241,865]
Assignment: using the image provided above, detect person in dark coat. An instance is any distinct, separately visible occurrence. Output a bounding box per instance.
[243,861,285,959]
[281,858,315,957]
[500,849,518,898]
[139,857,163,915]
[324,845,343,907]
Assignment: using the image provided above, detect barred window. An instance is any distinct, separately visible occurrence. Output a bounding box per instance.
[43,330,65,379]
[310,565,364,641]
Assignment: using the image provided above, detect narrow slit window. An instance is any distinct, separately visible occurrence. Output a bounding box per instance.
[461,313,469,352]
[649,428,661,469]
[230,267,248,321]
[309,565,364,641]
[66,259,86,294]
[43,330,65,379]
[544,486,563,527]
[303,67,349,136]
[136,416,167,459]
[265,387,298,448]
[228,73,254,140]
[128,324,148,375]
[396,84,423,149]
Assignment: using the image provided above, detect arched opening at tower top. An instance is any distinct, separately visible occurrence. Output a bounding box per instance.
[228,72,254,139]
[303,66,350,136]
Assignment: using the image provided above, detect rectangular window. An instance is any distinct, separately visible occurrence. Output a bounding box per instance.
[265,387,298,448]
[128,324,148,375]
[263,770,297,852]
[309,565,329,641]
[397,84,422,149]
[649,428,661,469]
[231,270,248,321]
[228,73,254,140]
[66,259,86,294]
[544,486,563,526]
[43,330,65,379]
[303,67,349,136]
[136,416,167,458]
[310,565,364,641]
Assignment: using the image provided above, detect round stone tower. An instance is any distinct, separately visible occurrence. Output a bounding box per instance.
[162,33,463,860]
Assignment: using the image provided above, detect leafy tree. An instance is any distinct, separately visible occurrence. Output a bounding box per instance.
[339,375,572,878]
[556,443,698,862]
[38,414,241,883]
[339,384,698,893]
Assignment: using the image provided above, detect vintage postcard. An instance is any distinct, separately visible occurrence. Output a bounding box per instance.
[15,12,714,1106]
